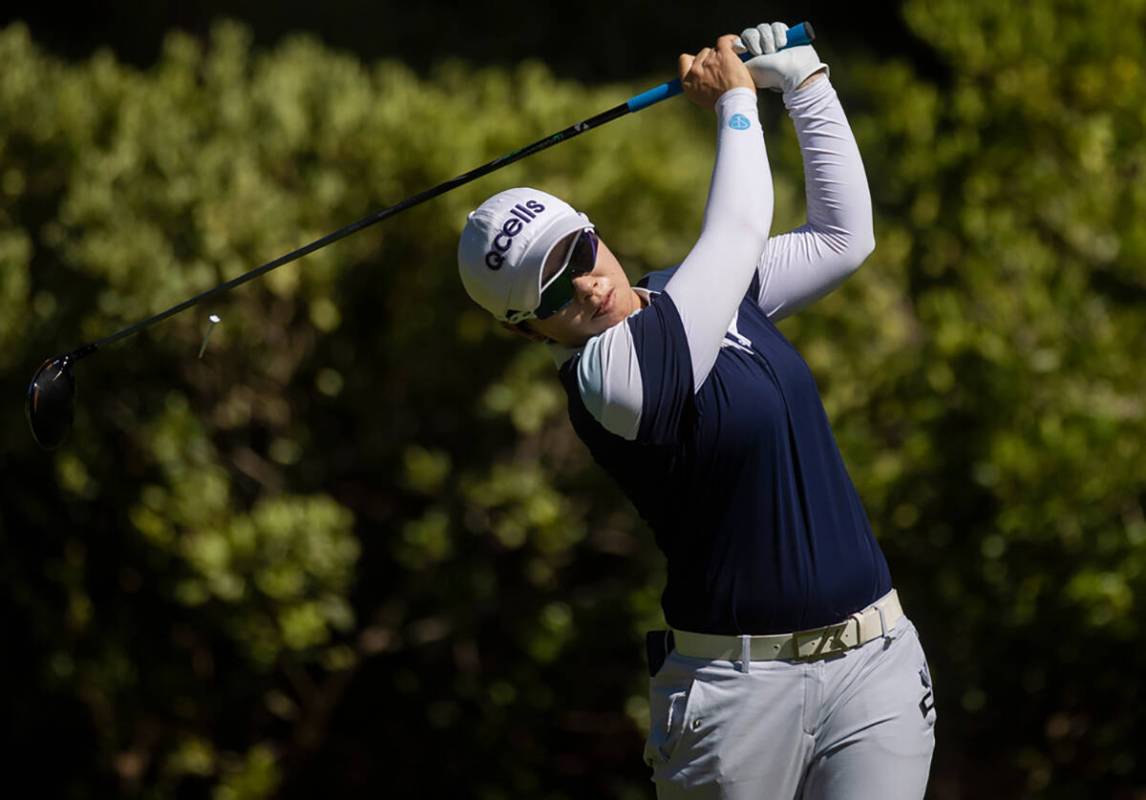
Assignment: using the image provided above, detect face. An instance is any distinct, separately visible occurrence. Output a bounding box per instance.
[526,235,642,347]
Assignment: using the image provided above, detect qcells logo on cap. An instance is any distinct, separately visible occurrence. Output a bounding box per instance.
[485,200,546,270]
[729,114,751,130]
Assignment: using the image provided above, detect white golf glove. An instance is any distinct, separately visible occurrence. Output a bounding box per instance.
[733,22,828,95]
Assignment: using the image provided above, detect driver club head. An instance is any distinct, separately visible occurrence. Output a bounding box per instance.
[26,356,77,449]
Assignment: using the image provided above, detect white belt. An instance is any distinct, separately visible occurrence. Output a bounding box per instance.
[671,589,903,662]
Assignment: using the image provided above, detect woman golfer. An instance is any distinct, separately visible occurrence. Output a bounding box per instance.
[457,22,936,799]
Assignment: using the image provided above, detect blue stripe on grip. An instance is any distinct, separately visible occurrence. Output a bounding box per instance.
[625,21,815,113]
[627,81,679,113]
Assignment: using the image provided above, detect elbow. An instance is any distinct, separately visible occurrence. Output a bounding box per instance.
[705,210,773,266]
[852,226,876,268]
[738,203,776,257]
[835,220,875,277]
[850,195,877,266]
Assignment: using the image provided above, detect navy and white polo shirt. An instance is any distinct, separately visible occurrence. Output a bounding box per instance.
[551,78,888,635]
[558,269,890,635]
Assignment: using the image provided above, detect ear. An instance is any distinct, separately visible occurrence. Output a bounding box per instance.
[499,320,552,344]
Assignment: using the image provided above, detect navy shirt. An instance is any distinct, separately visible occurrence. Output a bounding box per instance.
[559,269,891,635]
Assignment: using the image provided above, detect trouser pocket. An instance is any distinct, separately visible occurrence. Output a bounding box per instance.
[644,662,702,768]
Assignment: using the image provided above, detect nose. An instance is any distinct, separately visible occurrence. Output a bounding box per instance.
[572,273,599,302]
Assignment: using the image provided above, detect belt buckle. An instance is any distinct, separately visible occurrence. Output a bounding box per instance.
[792,622,851,661]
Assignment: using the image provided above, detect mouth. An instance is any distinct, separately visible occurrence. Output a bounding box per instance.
[593,289,615,320]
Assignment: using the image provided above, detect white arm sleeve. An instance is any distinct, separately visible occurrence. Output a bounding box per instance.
[570,88,774,439]
[663,88,774,391]
[756,77,875,320]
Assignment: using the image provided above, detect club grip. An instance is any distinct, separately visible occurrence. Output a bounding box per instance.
[625,22,815,113]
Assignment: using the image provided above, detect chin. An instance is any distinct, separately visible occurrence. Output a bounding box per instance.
[591,311,623,335]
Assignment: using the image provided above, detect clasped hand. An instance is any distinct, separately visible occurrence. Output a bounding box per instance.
[678,35,755,109]
[680,22,828,109]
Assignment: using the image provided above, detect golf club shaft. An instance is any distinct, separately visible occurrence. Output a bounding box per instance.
[69,22,814,361]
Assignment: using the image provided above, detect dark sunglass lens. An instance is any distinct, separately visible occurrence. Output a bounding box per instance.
[568,229,598,276]
[535,273,575,319]
[535,229,598,319]
[26,357,76,449]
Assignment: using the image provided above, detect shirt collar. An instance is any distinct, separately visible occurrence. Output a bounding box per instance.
[547,286,656,367]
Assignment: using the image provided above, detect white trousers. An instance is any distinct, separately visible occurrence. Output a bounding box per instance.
[644,617,936,799]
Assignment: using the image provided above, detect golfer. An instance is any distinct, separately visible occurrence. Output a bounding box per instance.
[458,22,935,799]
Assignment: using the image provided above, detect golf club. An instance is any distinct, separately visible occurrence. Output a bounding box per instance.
[26,22,814,449]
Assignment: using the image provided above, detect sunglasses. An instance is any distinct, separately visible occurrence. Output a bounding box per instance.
[529,228,599,321]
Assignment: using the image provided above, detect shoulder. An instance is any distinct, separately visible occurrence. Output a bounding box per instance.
[637,265,680,294]
[567,320,643,440]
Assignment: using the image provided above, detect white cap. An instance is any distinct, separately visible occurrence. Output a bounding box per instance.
[458,187,591,321]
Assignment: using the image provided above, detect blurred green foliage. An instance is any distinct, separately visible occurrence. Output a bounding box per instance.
[1,1,1144,796]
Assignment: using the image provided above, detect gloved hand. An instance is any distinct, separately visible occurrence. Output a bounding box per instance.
[733,22,828,94]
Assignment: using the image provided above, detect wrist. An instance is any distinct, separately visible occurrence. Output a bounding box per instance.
[783,65,831,100]
[795,68,827,91]
[716,86,758,109]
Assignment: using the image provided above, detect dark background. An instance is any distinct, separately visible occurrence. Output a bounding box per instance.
[1,0,945,81]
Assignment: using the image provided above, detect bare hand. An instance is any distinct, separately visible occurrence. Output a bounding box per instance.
[678,34,756,110]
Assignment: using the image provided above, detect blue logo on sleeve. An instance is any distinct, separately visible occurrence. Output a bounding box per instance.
[729,114,751,130]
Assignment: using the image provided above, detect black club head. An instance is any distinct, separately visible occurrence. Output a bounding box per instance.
[26,356,77,449]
